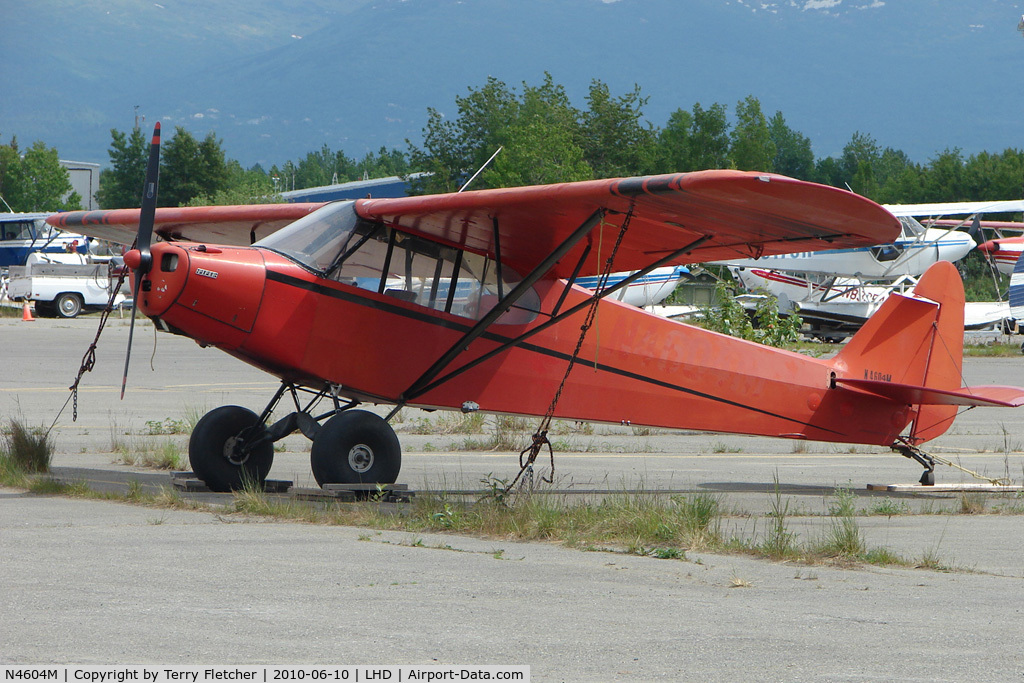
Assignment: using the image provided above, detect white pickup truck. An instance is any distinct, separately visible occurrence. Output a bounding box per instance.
[7,252,127,318]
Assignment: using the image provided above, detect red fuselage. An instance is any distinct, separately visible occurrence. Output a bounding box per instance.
[134,241,915,447]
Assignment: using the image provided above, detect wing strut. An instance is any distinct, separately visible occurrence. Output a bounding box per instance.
[400,209,608,402]
[404,233,712,402]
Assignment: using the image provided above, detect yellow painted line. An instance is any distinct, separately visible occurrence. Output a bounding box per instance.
[2,386,113,393]
[2,382,276,393]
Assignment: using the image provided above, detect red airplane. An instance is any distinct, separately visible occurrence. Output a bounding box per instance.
[977,235,1024,275]
[50,124,1024,491]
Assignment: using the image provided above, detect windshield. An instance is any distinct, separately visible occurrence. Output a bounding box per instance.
[898,216,925,240]
[255,201,362,271]
[256,201,539,324]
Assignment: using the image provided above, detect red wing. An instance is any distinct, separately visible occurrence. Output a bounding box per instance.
[47,203,326,246]
[355,170,901,278]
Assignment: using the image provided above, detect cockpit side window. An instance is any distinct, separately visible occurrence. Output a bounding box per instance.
[1,221,36,241]
[257,201,539,324]
[870,244,902,262]
[332,227,540,324]
[869,216,925,263]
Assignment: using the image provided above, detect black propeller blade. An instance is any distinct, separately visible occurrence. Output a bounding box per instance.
[968,215,984,244]
[121,122,161,400]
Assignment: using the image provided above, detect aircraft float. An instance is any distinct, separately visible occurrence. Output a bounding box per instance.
[49,124,1024,490]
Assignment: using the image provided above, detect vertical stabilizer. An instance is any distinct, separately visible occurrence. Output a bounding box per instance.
[1009,250,1024,323]
[832,261,965,444]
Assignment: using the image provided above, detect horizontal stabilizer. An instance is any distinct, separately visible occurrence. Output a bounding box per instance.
[835,378,1024,407]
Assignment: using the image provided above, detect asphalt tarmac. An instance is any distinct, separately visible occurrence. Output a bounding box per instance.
[2,317,1024,680]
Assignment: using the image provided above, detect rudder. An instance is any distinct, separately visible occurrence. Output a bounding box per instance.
[832,261,964,444]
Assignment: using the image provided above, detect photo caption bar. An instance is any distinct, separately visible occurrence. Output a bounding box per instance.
[0,667,530,683]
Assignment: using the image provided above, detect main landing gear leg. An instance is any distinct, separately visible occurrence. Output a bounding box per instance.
[893,443,936,486]
[187,382,402,491]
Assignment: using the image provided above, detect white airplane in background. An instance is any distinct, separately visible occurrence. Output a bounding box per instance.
[732,267,1012,340]
[710,212,975,279]
[578,266,689,307]
[719,200,1024,338]
[902,200,1024,276]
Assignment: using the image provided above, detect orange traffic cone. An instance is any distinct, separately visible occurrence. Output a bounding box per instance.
[22,301,34,322]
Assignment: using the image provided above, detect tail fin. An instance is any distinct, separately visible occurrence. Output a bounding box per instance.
[1009,249,1024,323]
[832,261,964,443]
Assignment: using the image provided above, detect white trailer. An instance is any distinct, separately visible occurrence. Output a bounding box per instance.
[7,252,126,318]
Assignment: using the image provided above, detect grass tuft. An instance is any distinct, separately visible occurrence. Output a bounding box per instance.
[958,492,987,515]
[761,474,798,559]
[1,419,54,475]
[114,438,187,470]
[816,485,866,558]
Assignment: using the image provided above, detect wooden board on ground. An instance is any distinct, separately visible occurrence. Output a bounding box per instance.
[867,483,1024,493]
[170,471,293,494]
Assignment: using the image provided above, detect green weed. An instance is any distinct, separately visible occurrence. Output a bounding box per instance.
[1,419,53,474]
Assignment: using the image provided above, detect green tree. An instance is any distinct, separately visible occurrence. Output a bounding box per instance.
[768,112,814,180]
[292,144,357,189]
[578,80,657,178]
[839,132,881,186]
[873,148,921,203]
[730,95,775,171]
[850,159,879,199]
[160,127,229,207]
[812,155,843,188]
[408,73,591,193]
[482,117,591,188]
[187,161,280,206]
[482,76,590,187]
[0,138,80,212]
[408,76,521,194]
[406,107,467,194]
[701,281,801,347]
[0,137,21,210]
[356,147,410,180]
[963,149,1024,201]
[655,107,694,173]
[96,127,148,209]
[920,148,966,202]
[688,102,731,170]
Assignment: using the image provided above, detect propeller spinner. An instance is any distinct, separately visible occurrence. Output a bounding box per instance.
[121,122,161,399]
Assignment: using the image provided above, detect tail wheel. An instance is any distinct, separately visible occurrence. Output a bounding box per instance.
[189,405,274,492]
[311,410,401,486]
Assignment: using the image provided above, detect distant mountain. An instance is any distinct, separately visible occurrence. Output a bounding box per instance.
[5,0,1023,169]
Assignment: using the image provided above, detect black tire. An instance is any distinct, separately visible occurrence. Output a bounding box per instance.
[310,410,401,486]
[189,405,274,492]
[34,301,57,318]
[55,292,83,318]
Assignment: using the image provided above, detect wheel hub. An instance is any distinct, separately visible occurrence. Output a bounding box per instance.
[347,444,374,473]
[224,436,250,466]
